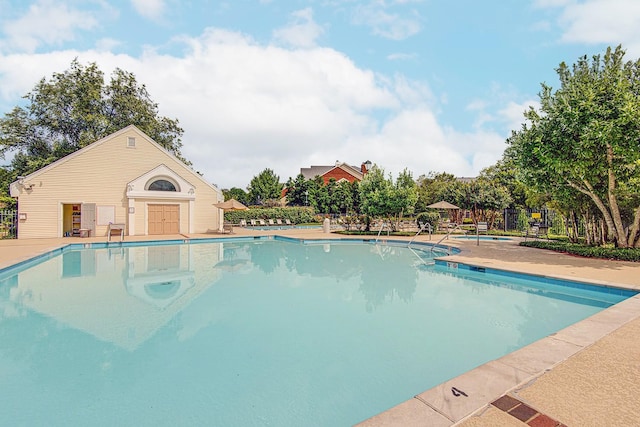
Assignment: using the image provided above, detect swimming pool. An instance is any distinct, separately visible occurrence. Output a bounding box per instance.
[0,237,634,426]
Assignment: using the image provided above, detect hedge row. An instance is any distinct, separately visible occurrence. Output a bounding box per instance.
[224,207,316,224]
[520,240,640,262]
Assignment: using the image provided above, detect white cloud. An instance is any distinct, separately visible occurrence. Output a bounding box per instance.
[352,3,421,40]
[538,0,640,56]
[497,100,540,132]
[0,25,510,188]
[95,38,121,52]
[0,0,98,53]
[532,0,575,7]
[131,0,166,22]
[345,108,505,178]
[387,52,417,61]
[272,8,324,48]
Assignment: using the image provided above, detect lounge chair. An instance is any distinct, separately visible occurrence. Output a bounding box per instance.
[419,221,432,233]
[276,219,283,226]
[268,219,275,226]
[523,225,539,241]
[477,222,488,235]
[258,219,266,226]
[239,219,247,227]
[222,222,234,234]
[250,219,257,226]
[285,219,293,226]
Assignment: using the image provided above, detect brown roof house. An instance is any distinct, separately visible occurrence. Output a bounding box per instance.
[10,125,224,239]
[300,160,372,185]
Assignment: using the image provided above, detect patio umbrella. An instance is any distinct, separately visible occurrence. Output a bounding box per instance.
[214,199,249,211]
[214,199,248,232]
[426,200,460,210]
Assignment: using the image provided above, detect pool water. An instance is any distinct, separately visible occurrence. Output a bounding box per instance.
[0,238,633,426]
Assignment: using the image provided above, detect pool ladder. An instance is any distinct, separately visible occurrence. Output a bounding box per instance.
[375,221,392,243]
[407,222,432,248]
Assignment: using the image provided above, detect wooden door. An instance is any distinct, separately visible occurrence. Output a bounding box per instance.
[148,204,180,235]
[164,205,179,234]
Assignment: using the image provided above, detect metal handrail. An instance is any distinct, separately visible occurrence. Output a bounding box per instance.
[375,221,390,242]
[408,222,432,247]
[431,224,461,254]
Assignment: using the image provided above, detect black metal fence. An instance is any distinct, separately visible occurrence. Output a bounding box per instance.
[504,208,583,236]
[0,210,17,239]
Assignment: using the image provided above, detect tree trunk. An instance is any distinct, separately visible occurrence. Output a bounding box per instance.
[628,206,640,247]
[568,179,621,246]
[583,214,592,245]
[605,144,628,247]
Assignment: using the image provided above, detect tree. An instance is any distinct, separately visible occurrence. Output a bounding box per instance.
[458,179,512,228]
[387,168,418,229]
[479,160,528,209]
[508,45,640,247]
[0,59,186,184]
[359,165,392,220]
[285,174,309,206]
[359,166,417,231]
[308,175,329,213]
[415,172,460,212]
[247,168,283,205]
[222,187,249,205]
[331,180,356,214]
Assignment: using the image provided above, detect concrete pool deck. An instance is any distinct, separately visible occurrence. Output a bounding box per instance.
[0,228,638,426]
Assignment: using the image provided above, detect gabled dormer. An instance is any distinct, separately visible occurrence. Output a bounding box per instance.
[127,164,196,200]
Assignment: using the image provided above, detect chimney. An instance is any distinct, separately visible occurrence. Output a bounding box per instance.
[361,160,372,174]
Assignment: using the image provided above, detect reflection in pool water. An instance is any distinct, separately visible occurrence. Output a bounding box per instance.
[0,238,632,426]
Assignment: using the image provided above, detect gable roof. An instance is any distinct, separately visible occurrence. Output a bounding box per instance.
[300,162,364,181]
[9,125,221,197]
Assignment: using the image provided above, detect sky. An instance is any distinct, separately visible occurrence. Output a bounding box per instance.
[1,0,639,190]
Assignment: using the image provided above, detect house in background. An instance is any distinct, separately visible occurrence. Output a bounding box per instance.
[300,160,372,185]
[10,125,223,239]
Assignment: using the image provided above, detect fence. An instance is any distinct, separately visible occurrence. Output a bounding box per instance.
[503,208,584,236]
[0,210,17,239]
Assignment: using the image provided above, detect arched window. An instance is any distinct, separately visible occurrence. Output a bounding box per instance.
[148,179,177,191]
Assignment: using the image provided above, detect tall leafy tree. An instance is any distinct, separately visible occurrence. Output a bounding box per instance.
[308,175,329,213]
[458,179,512,228]
[387,168,418,228]
[222,187,249,205]
[331,180,356,214]
[247,168,283,205]
[479,160,528,209]
[0,59,186,182]
[359,165,392,220]
[508,45,640,247]
[359,166,417,230]
[285,173,309,206]
[415,172,460,212]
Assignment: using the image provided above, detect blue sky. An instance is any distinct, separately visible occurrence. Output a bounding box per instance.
[1,0,638,189]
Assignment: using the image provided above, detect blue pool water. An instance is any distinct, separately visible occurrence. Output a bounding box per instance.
[0,238,634,426]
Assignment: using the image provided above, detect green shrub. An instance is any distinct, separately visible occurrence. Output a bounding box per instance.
[416,211,440,231]
[520,240,640,262]
[224,206,316,224]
